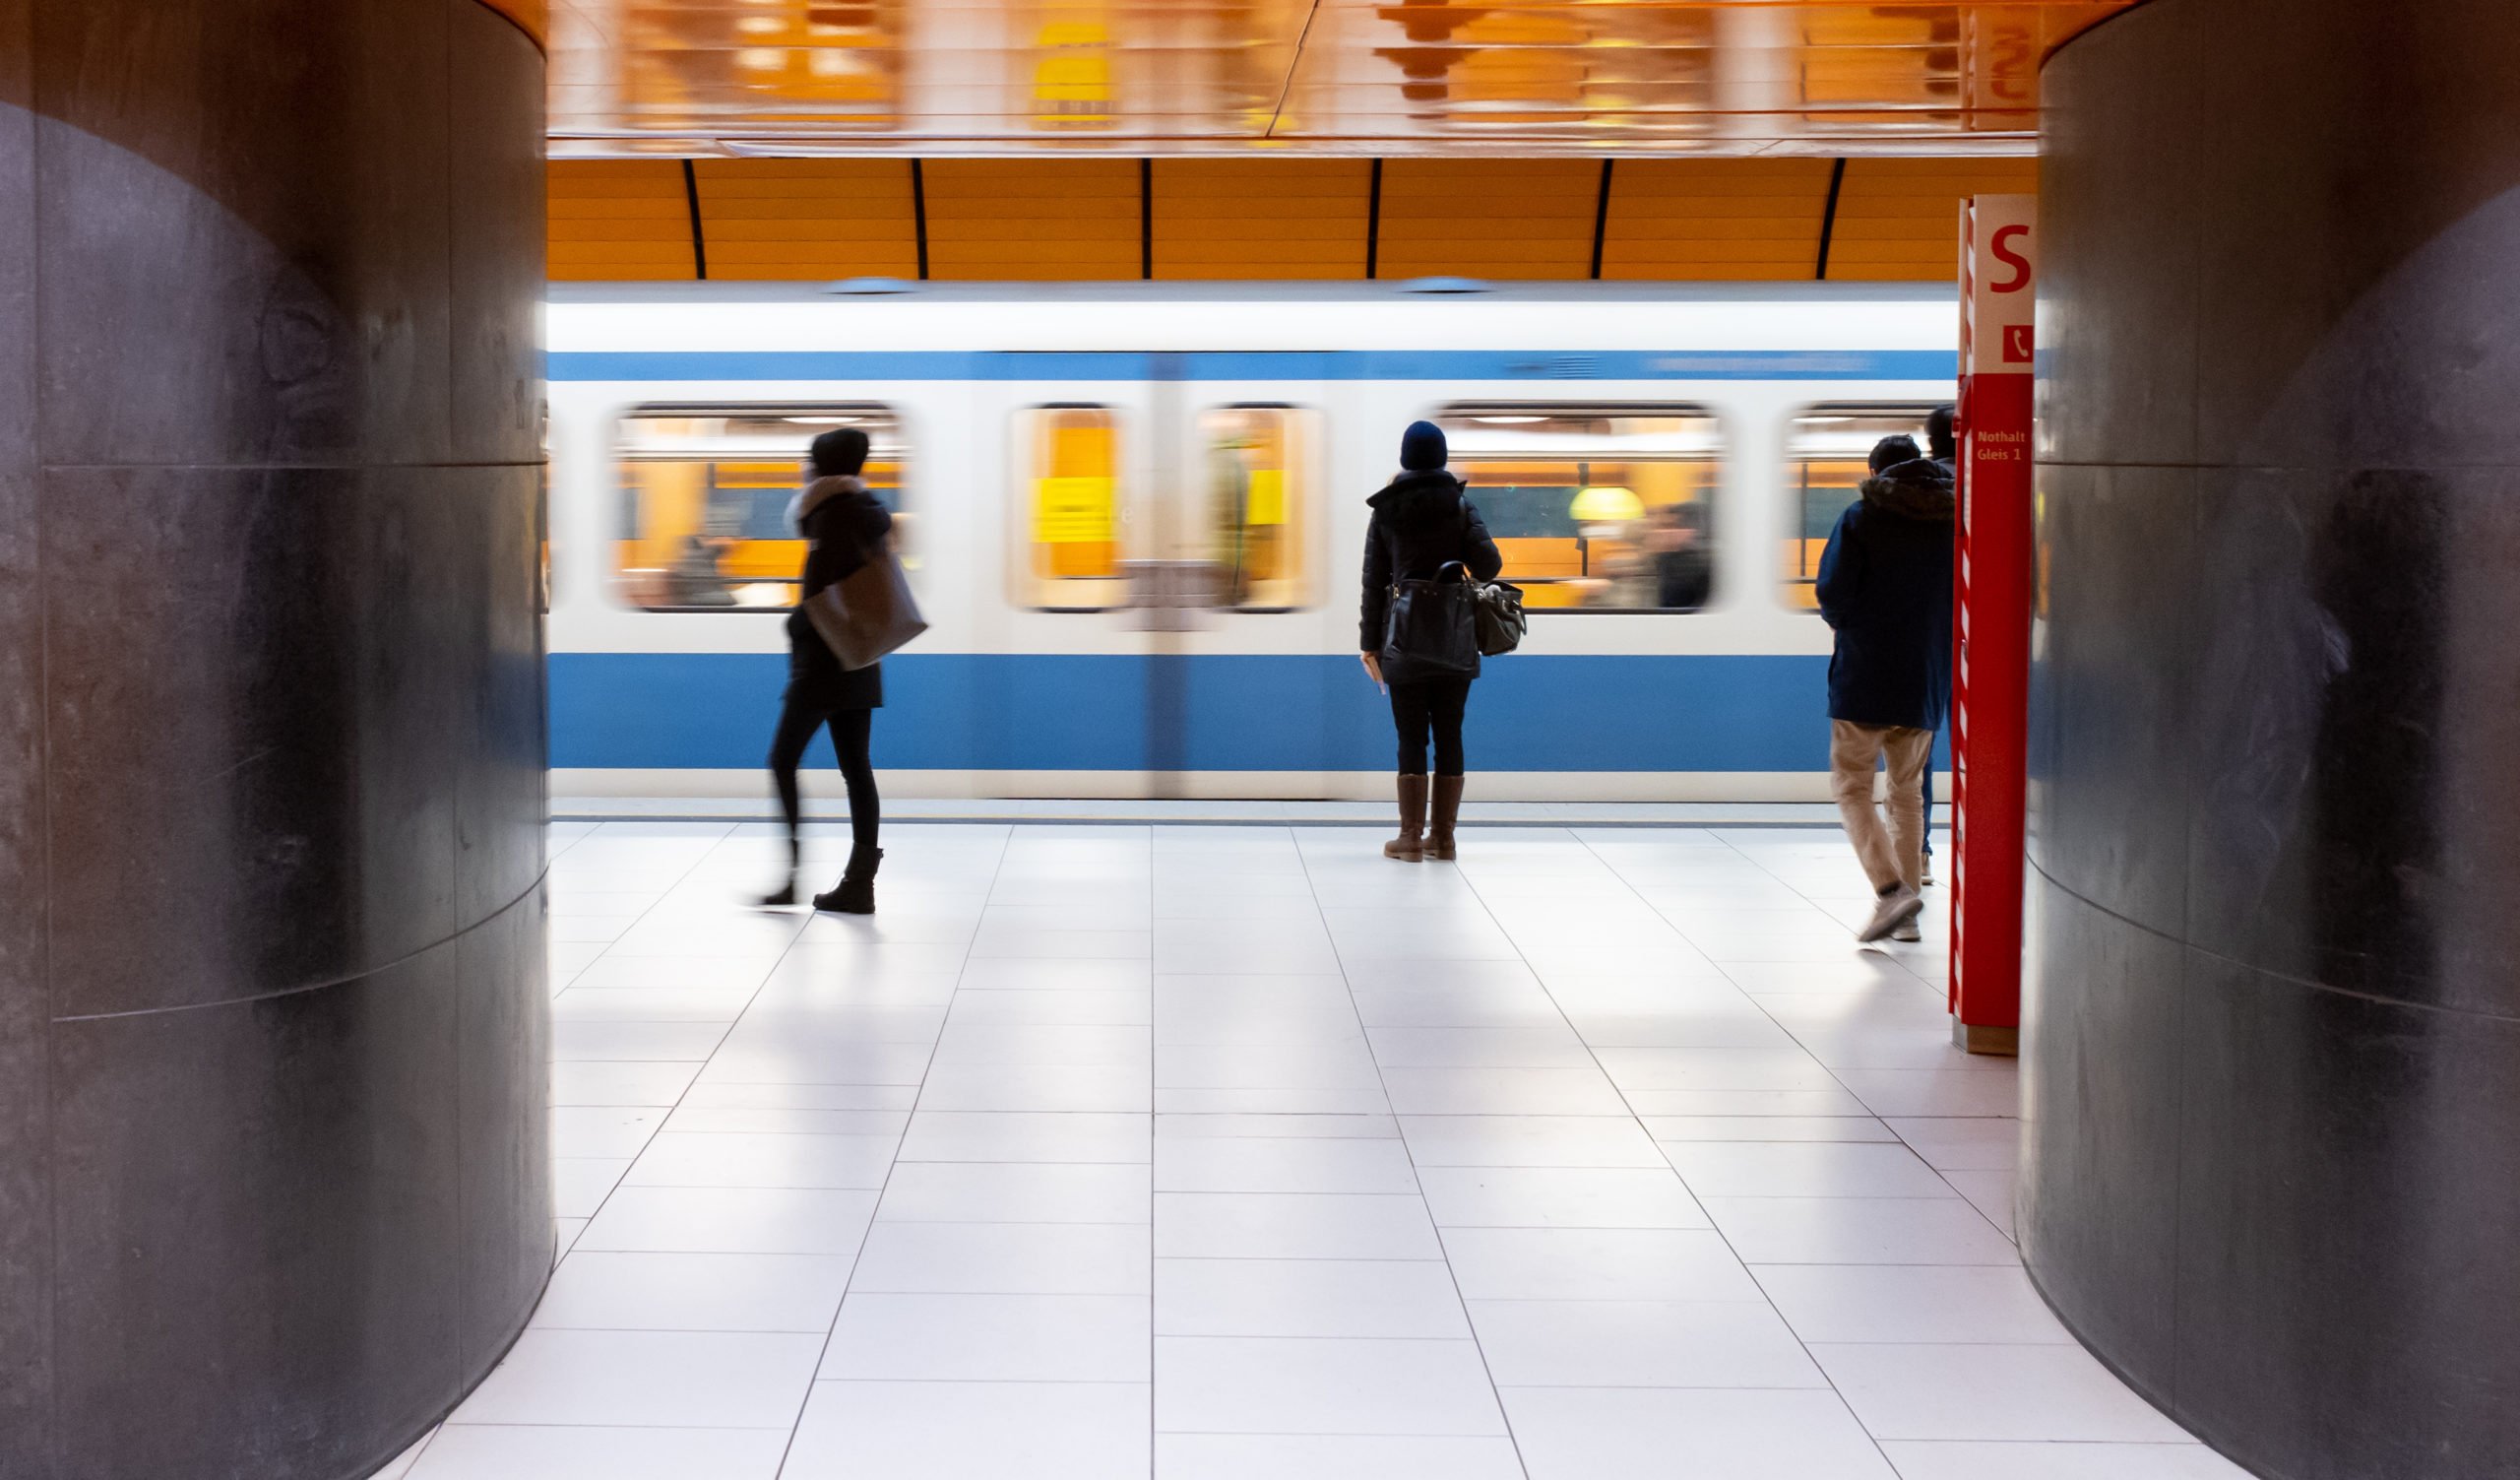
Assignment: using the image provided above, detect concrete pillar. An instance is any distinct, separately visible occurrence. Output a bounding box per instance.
[2026,3,2520,1476]
[0,2,550,1474]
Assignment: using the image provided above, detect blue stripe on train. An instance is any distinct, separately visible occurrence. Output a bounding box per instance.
[545,350,1959,384]
[549,652,1855,772]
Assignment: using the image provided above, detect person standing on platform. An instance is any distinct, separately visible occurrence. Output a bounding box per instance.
[760,428,894,914]
[1816,433,1956,942]
[1919,404,1959,886]
[1359,420,1503,863]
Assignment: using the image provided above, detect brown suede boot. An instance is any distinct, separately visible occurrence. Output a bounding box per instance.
[1427,774,1466,860]
[1383,775,1428,861]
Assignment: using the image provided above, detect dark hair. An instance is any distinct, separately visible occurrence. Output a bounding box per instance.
[1925,405,1957,459]
[1869,433,1922,475]
[810,427,870,478]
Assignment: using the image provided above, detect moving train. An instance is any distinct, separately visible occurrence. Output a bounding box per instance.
[545,281,1959,801]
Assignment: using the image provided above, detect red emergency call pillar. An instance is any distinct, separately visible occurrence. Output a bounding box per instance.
[1948,195,2036,1056]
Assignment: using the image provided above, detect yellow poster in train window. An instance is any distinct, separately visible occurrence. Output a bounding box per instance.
[1036,476,1115,545]
[1244,470,1286,528]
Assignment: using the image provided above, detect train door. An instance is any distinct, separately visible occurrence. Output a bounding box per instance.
[999,354,1332,799]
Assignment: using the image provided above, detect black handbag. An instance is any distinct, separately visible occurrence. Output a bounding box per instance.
[1380,561,1480,678]
[1471,578,1527,657]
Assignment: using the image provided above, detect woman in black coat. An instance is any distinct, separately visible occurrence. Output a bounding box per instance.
[1359,420,1503,862]
[761,427,894,913]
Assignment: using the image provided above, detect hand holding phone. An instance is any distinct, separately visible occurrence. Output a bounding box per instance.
[1358,652,1386,693]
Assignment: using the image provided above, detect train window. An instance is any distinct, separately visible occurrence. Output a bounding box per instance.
[1015,405,1129,611]
[1785,404,1945,611]
[1201,406,1317,611]
[1434,405,1722,612]
[613,406,906,612]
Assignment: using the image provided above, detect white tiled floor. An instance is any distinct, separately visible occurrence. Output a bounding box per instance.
[381,818,2248,1480]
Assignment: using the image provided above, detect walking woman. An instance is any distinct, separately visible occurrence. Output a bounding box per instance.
[761,428,892,913]
[1359,420,1503,862]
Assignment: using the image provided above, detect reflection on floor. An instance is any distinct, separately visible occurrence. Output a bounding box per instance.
[386,820,2244,1480]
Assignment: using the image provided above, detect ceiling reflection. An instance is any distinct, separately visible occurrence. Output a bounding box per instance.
[548,1,2133,157]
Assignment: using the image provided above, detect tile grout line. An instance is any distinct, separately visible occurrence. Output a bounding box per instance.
[1695,835,2015,1245]
[422,820,749,1470]
[773,822,1018,1479]
[1295,828,1537,1480]
[1545,826,1909,1477]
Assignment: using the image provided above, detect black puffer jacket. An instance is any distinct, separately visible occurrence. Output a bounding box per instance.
[785,475,896,708]
[1814,457,1956,730]
[1359,470,1504,677]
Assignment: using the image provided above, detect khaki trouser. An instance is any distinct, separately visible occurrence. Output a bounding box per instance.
[1830,720,1933,893]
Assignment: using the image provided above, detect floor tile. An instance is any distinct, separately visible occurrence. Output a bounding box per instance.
[574,1186,877,1255]
[1154,1135,1418,1194]
[1157,1257,1471,1338]
[1812,1343,2196,1443]
[1379,1065,1630,1115]
[1154,1434,1525,1480]
[899,1111,1152,1164]
[876,1161,1152,1224]
[407,1426,790,1479]
[1398,1115,1668,1168]
[820,1292,1150,1382]
[1467,1298,1826,1388]
[1662,1141,1955,1198]
[1877,1441,2244,1479]
[1834,1069,2021,1118]
[1154,1191,1442,1259]
[1155,1336,1507,1436]
[917,1062,1155,1113]
[783,1381,1150,1480]
[1503,1386,1900,1479]
[850,1220,1153,1294]
[1886,1117,2023,1172]
[549,1061,702,1107]
[530,1251,850,1332]
[551,1158,630,1219]
[1701,1196,2018,1265]
[622,1130,897,1190]
[1649,1116,1896,1142]
[1416,1166,1708,1229]
[450,1329,822,1428]
[1755,1263,2072,1344]
[1441,1226,1762,1301]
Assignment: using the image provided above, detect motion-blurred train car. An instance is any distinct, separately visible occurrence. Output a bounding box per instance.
[544,282,1957,801]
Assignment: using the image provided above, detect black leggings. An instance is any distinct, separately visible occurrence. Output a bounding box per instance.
[1389,677,1472,777]
[767,699,879,860]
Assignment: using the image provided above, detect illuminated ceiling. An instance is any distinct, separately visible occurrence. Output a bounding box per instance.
[546,1,2138,159]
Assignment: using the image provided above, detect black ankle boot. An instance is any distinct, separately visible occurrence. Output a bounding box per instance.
[813,847,882,915]
[758,837,800,907]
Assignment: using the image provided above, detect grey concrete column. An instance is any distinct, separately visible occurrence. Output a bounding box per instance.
[2027,3,2520,1477]
[0,2,550,1475]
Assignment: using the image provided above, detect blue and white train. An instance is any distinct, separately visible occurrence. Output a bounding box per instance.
[545,281,1959,801]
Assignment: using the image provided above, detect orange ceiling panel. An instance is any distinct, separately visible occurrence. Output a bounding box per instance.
[1151,160,1374,281]
[693,159,921,280]
[546,1,2141,159]
[1375,159,1600,281]
[1600,159,1837,283]
[921,159,1143,280]
[1824,157,2040,280]
[547,160,696,281]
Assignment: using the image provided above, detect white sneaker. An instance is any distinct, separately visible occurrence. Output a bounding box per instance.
[1890,918,1922,943]
[1858,884,1923,943]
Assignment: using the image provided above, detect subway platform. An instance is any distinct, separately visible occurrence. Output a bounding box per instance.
[380,817,2241,1479]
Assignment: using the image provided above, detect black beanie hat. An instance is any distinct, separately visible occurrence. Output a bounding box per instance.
[810,427,870,478]
[1868,433,1922,474]
[1400,419,1447,472]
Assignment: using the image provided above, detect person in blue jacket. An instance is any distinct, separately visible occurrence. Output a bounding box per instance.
[1816,433,1955,942]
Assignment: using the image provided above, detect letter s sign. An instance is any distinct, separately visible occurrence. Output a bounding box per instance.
[1990,225,2032,292]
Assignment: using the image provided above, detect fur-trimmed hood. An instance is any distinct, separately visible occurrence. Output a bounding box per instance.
[1858,457,1957,522]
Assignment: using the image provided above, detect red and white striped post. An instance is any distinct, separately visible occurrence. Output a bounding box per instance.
[1948,195,2037,1057]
